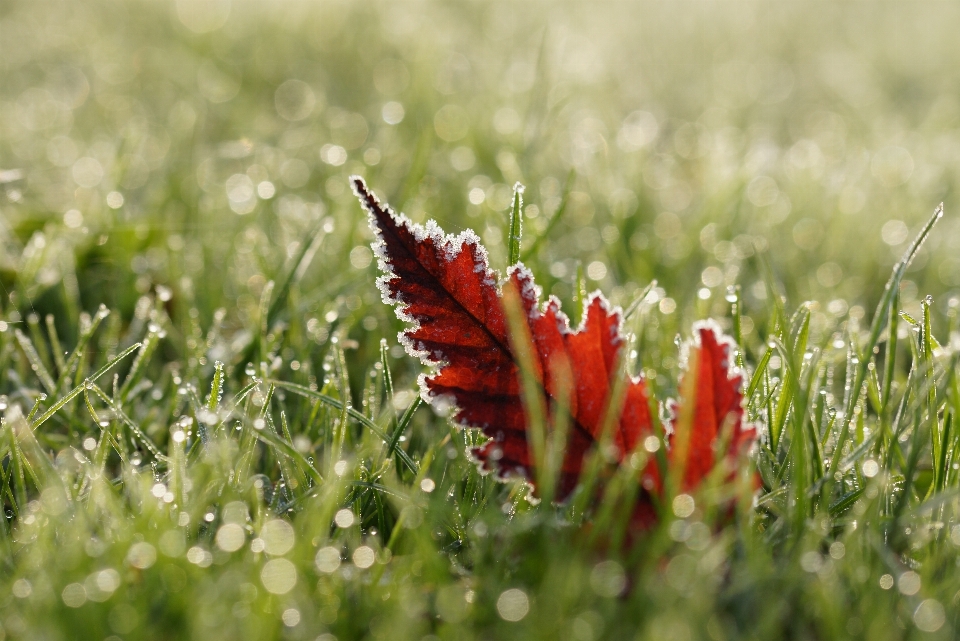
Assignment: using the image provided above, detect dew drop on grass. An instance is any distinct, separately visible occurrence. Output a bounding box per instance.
[94,568,121,595]
[187,546,213,567]
[334,509,355,528]
[497,588,530,621]
[352,546,375,569]
[281,608,301,627]
[261,519,295,555]
[898,571,921,595]
[800,551,823,573]
[216,524,246,552]
[672,494,695,518]
[126,542,157,569]
[261,558,297,594]
[12,578,32,598]
[315,546,341,573]
[61,583,86,608]
[914,599,946,632]
[643,436,660,453]
[829,542,845,559]
[590,561,626,597]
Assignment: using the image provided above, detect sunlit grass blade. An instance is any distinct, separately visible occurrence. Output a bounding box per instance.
[520,168,574,262]
[44,314,66,376]
[14,329,56,395]
[507,182,524,267]
[85,382,164,461]
[270,379,419,474]
[31,342,141,431]
[502,280,550,500]
[207,360,225,412]
[117,326,160,403]
[829,204,943,482]
[54,305,109,393]
[572,262,586,327]
[263,409,311,500]
[26,313,54,376]
[622,279,657,320]
[384,395,422,470]
[267,218,326,330]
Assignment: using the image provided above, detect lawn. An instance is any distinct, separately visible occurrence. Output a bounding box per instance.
[2,1,960,639]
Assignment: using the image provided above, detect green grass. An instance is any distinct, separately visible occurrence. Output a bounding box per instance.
[4,1,960,639]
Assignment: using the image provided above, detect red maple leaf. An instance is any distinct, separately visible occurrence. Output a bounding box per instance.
[353,177,755,518]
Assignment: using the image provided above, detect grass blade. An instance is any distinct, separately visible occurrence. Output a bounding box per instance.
[31,342,142,431]
[14,329,56,395]
[520,168,574,262]
[507,182,524,267]
[270,379,419,474]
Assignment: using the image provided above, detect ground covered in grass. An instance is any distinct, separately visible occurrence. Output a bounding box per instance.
[3,1,960,639]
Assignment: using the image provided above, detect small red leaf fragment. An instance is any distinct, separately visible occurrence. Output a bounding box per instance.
[667,321,756,490]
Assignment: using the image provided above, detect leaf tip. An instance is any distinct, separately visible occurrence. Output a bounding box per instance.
[349,174,367,195]
[351,175,383,218]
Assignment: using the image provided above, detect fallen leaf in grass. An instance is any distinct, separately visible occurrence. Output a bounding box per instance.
[353,176,755,525]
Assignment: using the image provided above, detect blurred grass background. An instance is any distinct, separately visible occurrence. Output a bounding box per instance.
[3,1,960,639]
[4,1,960,345]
